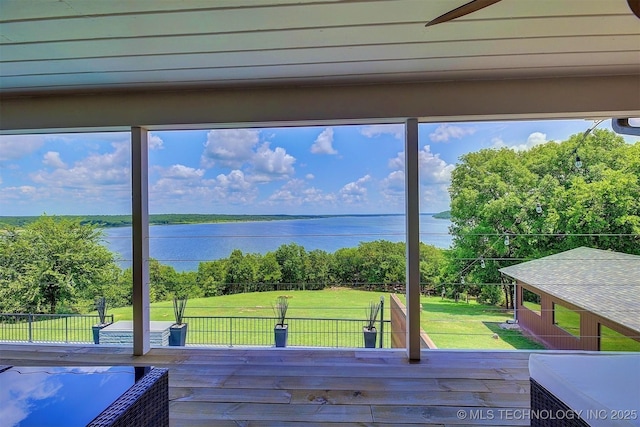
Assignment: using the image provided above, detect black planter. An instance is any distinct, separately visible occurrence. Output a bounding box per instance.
[363,327,377,348]
[92,323,110,344]
[169,323,188,346]
[274,324,288,347]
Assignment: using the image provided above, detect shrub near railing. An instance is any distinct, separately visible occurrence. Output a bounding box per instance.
[183,316,391,348]
[0,313,114,343]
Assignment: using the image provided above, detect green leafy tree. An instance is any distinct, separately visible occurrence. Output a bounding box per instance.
[0,216,118,313]
[357,240,405,289]
[274,243,307,289]
[305,249,331,290]
[419,242,446,295]
[225,249,256,294]
[175,271,200,298]
[449,130,640,307]
[196,259,227,296]
[255,252,282,291]
[110,267,133,308]
[330,247,363,286]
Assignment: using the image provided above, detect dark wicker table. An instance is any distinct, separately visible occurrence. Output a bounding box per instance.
[0,366,168,427]
[530,378,590,427]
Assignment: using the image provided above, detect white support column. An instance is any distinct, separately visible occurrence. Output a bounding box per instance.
[405,118,421,361]
[131,127,150,355]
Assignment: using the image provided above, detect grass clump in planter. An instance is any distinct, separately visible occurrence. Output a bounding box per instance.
[363,300,381,348]
[92,297,111,344]
[273,296,290,347]
[364,301,381,331]
[273,296,289,326]
[173,296,188,325]
[96,297,108,325]
[169,296,188,346]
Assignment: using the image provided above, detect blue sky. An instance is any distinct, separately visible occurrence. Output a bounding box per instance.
[0,119,636,216]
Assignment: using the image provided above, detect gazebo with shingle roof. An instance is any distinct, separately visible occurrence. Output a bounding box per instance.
[499,247,640,351]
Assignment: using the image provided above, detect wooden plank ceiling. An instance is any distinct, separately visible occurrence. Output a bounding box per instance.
[0,0,639,96]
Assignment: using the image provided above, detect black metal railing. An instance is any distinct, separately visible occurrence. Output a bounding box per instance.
[0,313,114,344]
[0,312,389,348]
[182,315,391,348]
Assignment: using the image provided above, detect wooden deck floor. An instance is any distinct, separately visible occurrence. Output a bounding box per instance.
[0,344,533,426]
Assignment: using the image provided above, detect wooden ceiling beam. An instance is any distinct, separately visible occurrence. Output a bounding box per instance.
[1,75,639,134]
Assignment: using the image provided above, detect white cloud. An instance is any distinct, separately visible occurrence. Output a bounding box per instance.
[492,132,550,151]
[491,137,505,148]
[527,132,548,147]
[149,134,164,150]
[420,146,454,183]
[266,179,336,207]
[429,124,476,142]
[383,145,453,210]
[212,170,258,204]
[250,142,295,182]
[151,168,259,209]
[9,185,37,195]
[0,369,62,427]
[340,175,371,203]
[301,187,336,204]
[201,129,259,168]
[160,164,204,180]
[421,184,451,212]
[380,170,405,206]
[31,142,130,187]
[267,179,305,204]
[199,129,296,184]
[360,124,404,139]
[305,173,315,180]
[311,128,338,155]
[42,151,67,169]
[388,145,454,184]
[0,135,46,161]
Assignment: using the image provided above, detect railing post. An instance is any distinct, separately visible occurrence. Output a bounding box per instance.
[28,313,33,342]
[379,295,384,348]
[229,317,233,347]
[65,316,69,343]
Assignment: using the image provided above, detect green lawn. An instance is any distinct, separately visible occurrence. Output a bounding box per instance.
[399,295,546,350]
[20,290,640,350]
[144,289,392,347]
[600,324,640,351]
[522,300,541,314]
[553,303,581,337]
[0,289,392,347]
[3,290,636,350]
[138,288,391,322]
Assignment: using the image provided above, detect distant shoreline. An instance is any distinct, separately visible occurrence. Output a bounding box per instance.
[0,212,445,229]
[432,210,451,219]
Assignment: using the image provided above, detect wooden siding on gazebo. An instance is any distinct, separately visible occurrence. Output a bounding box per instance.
[500,247,640,351]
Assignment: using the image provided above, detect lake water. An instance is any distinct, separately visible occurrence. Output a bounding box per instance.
[104,215,452,271]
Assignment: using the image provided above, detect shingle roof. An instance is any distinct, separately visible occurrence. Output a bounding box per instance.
[499,247,640,334]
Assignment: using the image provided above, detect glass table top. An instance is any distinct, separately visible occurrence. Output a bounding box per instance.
[0,366,145,427]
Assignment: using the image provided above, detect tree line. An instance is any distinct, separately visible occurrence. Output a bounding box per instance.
[0,213,331,229]
[0,216,447,314]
